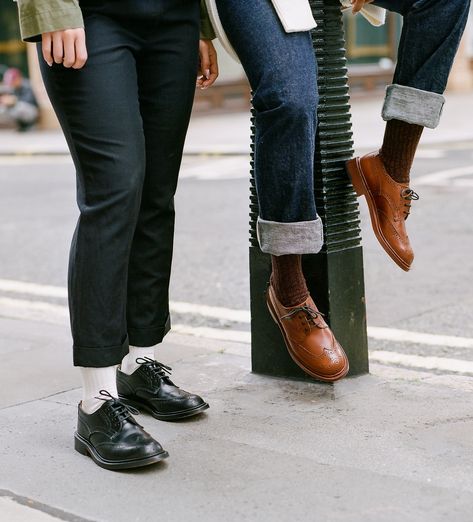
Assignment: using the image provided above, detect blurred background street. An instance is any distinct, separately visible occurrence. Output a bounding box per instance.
[1,2,473,522]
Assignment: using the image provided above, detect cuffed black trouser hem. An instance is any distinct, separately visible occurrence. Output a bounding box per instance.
[73,335,129,368]
[128,315,171,347]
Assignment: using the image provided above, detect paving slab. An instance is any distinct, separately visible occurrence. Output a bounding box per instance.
[1,335,473,522]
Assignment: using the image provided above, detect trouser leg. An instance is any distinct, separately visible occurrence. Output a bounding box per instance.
[126,1,200,346]
[217,0,323,256]
[38,13,146,367]
[373,0,471,128]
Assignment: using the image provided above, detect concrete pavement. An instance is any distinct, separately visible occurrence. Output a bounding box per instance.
[1,313,473,522]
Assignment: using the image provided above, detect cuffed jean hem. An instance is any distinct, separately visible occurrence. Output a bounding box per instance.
[73,334,129,367]
[382,84,445,129]
[257,216,324,256]
[128,314,171,347]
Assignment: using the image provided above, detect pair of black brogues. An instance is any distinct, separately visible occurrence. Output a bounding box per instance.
[74,358,209,470]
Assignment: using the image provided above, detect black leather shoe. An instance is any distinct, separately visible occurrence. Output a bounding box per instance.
[117,357,209,421]
[74,390,169,470]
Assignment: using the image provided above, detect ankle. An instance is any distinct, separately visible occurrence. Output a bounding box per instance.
[270,254,309,307]
[79,366,118,414]
[121,346,156,375]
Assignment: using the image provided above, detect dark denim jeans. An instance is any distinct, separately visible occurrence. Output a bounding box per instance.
[38,0,200,367]
[217,0,324,256]
[374,0,471,128]
[217,0,470,255]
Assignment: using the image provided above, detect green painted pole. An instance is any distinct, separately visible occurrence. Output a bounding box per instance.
[249,0,369,380]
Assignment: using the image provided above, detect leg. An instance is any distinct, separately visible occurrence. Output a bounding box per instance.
[38,7,168,469]
[217,0,318,305]
[117,0,209,419]
[217,0,322,256]
[38,13,146,368]
[125,2,200,348]
[216,0,349,382]
[347,0,470,270]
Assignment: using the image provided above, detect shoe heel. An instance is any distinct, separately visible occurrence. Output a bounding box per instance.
[74,434,89,456]
[346,158,365,198]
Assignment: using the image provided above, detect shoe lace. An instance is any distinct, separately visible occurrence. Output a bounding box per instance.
[401,188,419,219]
[280,305,327,329]
[96,390,140,427]
[136,357,174,384]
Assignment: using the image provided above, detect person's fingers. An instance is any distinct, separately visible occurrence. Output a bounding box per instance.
[73,30,88,69]
[52,31,64,64]
[199,42,211,82]
[62,31,76,68]
[200,42,219,89]
[201,51,218,88]
[351,0,365,13]
[41,33,53,66]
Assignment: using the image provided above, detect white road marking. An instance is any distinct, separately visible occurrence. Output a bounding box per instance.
[368,326,473,349]
[371,350,473,375]
[416,165,473,186]
[0,278,68,299]
[1,278,473,353]
[173,324,251,344]
[171,301,250,323]
[0,155,72,165]
[0,296,68,324]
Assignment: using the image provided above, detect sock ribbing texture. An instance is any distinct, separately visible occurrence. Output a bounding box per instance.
[79,366,118,414]
[120,345,156,375]
[380,119,424,184]
[270,254,309,308]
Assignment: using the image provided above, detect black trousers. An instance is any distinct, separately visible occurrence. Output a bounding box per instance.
[38,0,200,367]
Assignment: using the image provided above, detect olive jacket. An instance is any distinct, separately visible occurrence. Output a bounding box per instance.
[14,0,216,42]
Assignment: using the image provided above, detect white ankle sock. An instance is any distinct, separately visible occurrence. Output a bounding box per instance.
[79,366,118,414]
[120,345,156,375]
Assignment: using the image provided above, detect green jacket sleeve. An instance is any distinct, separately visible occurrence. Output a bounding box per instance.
[200,0,216,40]
[16,0,84,43]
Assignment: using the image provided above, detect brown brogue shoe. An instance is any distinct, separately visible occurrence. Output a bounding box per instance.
[266,285,349,382]
[346,151,419,271]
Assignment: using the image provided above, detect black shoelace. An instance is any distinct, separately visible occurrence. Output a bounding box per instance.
[401,188,419,219]
[135,357,174,385]
[280,305,327,329]
[96,390,139,426]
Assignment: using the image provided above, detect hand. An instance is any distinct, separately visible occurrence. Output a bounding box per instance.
[197,39,219,90]
[41,28,88,69]
[350,0,374,13]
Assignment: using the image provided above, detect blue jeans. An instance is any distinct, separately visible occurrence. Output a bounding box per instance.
[374,0,471,128]
[217,0,470,256]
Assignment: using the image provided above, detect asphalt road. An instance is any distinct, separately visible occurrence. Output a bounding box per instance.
[0,142,472,365]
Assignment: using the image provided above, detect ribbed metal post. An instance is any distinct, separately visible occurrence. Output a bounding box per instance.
[249,0,369,379]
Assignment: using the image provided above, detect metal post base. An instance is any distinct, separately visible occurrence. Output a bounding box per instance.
[249,0,369,381]
[250,247,368,380]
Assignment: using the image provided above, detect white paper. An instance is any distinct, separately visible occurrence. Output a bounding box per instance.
[271,0,317,33]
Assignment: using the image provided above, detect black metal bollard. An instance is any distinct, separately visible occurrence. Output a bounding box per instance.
[249,0,369,380]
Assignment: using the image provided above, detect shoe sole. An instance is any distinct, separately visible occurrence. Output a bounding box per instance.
[74,432,169,471]
[117,397,210,422]
[346,157,411,272]
[266,294,350,383]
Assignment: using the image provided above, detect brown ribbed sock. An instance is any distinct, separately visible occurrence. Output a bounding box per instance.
[380,119,424,184]
[270,255,309,308]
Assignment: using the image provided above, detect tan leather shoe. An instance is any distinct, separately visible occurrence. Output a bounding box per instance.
[346,151,419,271]
[266,285,349,382]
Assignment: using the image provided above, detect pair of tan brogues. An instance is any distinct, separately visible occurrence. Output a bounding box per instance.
[267,152,419,382]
